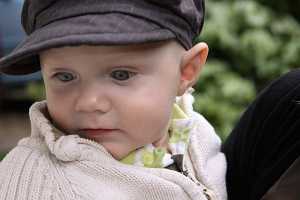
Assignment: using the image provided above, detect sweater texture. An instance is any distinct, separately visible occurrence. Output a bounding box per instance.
[0,91,227,200]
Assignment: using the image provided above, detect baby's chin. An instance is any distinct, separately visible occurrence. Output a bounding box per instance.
[91,140,137,161]
[105,146,131,161]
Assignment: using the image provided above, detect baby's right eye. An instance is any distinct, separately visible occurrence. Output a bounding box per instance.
[54,72,75,82]
[110,69,137,82]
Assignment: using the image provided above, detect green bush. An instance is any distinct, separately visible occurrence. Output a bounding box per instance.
[26,81,46,101]
[193,0,300,139]
[0,152,6,161]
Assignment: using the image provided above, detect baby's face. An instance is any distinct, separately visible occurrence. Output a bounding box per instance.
[40,41,185,160]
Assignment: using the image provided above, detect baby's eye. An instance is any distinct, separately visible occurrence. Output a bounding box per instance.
[54,72,75,82]
[110,69,136,81]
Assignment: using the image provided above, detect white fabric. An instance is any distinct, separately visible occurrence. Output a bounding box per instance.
[0,91,227,200]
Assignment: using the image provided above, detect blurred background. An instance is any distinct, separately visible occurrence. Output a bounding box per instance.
[0,0,299,161]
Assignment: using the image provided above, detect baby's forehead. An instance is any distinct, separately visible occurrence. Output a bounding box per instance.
[39,41,184,73]
[45,40,181,52]
[40,40,184,62]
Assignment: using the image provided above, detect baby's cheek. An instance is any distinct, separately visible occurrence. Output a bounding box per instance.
[141,104,171,136]
[47,101,73,132]
[119,92,174,137]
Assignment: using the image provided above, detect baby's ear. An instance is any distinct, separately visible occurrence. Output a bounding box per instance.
[177,42,208,96]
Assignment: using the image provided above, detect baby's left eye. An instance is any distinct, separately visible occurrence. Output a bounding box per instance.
[54,72,75,82]
[110,70,136,81]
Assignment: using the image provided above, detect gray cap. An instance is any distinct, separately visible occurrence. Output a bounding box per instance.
[0,0,205,75]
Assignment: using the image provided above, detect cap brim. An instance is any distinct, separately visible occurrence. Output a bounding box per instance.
[0,13,175,75]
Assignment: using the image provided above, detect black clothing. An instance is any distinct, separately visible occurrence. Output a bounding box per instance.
[222,69,300,200]
[261,156,300,200]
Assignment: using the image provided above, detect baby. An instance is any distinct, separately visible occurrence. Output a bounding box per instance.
[0,0,227,200]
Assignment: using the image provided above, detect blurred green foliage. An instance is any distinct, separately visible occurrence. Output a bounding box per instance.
[26,81,45,101]
[0,152,6,161]
[256,0,300,22]
[193,0,300,140]
[25,0,300,141]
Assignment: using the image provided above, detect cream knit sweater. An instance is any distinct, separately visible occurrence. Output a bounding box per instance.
[0,94,227,200]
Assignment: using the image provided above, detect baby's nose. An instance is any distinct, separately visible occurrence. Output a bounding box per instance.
[74,86,112,113]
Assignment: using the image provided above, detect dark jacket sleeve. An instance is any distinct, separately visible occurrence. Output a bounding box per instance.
[261,156,300,200]
[222,69,300,200]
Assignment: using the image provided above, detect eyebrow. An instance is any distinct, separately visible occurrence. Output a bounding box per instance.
[42,66,75,77]
[47,67,73,71]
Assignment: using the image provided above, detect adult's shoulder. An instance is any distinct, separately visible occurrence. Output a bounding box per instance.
[222,69,300,200]
[260,69,300,100]
[247,69,300,118]
[274,69,300,86]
